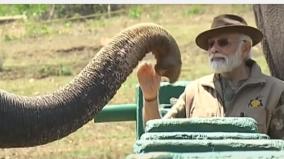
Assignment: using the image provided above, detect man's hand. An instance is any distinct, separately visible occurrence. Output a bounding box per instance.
[137,62,161,100]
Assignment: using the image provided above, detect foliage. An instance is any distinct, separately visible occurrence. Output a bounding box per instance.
[25,22,55,37]
[0,4,113,20]
[128,6,142,19]
[0,4,49,18]
[4,35,17,42]
[184,5,205,16]
[0,4,124,40]
[37,64,72,78]
[50,4,109,19]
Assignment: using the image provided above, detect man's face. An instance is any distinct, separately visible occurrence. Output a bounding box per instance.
[207,33,246,73]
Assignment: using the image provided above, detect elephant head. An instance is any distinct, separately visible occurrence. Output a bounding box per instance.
[0,23,181,148]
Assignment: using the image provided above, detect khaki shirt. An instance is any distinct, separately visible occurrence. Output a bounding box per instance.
[165,60,284,139]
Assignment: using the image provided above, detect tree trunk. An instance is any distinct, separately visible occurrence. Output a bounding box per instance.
[253,4,284,80]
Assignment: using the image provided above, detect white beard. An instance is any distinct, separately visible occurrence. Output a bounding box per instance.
[208,45,243,73]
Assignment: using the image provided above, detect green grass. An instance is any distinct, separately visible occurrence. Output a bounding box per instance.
[0,4,48,17]
[0,4,271,159]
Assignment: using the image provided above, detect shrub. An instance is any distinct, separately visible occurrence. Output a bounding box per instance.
[128,6,142,19]
[184,5,205,16]
[37,64,72,78]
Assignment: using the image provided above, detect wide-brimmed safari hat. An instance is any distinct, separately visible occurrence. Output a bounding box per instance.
[195,14,263,50]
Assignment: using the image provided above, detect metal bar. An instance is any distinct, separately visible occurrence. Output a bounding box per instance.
[94,104,137,122]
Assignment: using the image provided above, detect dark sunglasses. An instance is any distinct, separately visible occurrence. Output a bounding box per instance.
[208,38,229,49]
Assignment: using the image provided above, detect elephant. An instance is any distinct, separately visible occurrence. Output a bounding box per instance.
[253,4,284,80]
[1,4,283,149]
[0,23,182,148]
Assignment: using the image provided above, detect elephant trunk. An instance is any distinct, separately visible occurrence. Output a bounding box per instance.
[0,23,181,147]
[253,4,284,80]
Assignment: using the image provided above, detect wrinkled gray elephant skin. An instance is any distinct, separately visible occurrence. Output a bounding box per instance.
[0,23,181,148]
[254,4,284,80]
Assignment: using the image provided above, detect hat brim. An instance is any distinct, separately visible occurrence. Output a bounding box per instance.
[195,25,263,50]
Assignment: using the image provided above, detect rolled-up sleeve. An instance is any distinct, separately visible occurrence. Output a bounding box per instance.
[163,92,186,119]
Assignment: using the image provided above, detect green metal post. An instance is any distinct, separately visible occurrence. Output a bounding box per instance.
[94,104,137,122]
[136,81,188,139]
[136,86,144,139]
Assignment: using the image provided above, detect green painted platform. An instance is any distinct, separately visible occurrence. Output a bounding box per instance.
[127,151,284,159]
[140,132,269,140]
[131,117,284,158]
[134,139,284,153]
[145,118,258,133]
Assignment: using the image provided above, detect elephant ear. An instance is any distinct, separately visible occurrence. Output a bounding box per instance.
[0,23,181,148]
[254,5,284,80]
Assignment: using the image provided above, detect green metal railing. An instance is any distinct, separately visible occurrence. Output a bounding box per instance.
[93,81,188,138]
[94,104,136,122]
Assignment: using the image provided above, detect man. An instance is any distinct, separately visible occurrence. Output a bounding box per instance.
[137,14,284,139]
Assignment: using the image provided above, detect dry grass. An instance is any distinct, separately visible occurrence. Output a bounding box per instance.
[0,122,135,159]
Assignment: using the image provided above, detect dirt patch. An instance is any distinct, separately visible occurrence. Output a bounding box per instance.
[55,45,101,54]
